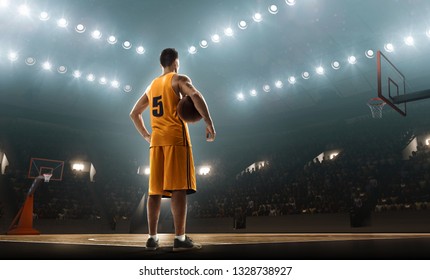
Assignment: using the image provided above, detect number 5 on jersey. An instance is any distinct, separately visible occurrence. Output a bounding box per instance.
[152,96,164,117]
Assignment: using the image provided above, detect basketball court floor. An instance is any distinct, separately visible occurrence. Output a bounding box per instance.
[1,233,430,259]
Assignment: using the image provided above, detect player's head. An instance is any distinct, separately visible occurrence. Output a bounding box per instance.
[160,48,179,72]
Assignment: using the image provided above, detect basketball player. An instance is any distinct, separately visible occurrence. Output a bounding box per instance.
[130,48,216,251]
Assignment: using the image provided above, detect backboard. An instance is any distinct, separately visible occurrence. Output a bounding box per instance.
[28,158,64,181]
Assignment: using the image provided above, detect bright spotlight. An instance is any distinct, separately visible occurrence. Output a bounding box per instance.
[75,24,86,33]
[238,20,248,30]
[288,76,296,84]
[275,80,284,89]
[107,35,117,44]
[25,57,36,66]
[122,41,132,49]
[252,12,263,22]
[404,36,414,46]
[199,166,211,176]
[237,93,245,101]
[199,40,208,48]
[124,85,132,92]
[316,66,324,75]
[188,45,197,54]
[72,163,84,171]
[99,77,107,85]
[302,71,310,79]
[39,11,50,21]
[285,0,296,6]
[136,46,145,54]
[86,73,95,82]
[7,52,18,62]
[57,65,67,74]
[91,30,102,39]
[144,167,150,175]
[263,84,271,92]
[42,61,52,71]
[331,61,340,69]
[384,43,394,52]
[365,49,374,58]
[18,4,30,16]
[73,70,82,78]
[250,89,257,96]
[0,0,9,8]
[224,27,234,37]
[427,29,430,38]
[348,56,357,64]
[111,80,120,88]
[211,34,220,43]
[268,5,279,14]
[57,18,68,28]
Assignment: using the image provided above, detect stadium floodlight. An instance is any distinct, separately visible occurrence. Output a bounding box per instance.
[384,43,394,52]
[316,66,324,75]
[73,70,82,78]
[224,27,234,37]
[57,65,67,74]
[331,61,340,69]
[211,34,220,43]
[237,92,245,101]
[136,46,145,54]
[42,61,52,70]
[124,85,132,92]
[18,4,30,16]
[72,163,84,171]
[365,49,375,58]
[188,45,197,54]
[122,41,132,49]
[39,11,50,21]
[7,52,18,62]
[99,77,107,85]
[348,56,357,64]
[404,36,414,46]
[263,84,271,92]
[268,5,279,14]
[302,71,310,79]
[75,24,86,33]
[144,167,150,175]
[285,0,296,6]
[250,89,257,96]
[238,20,248,30]
[111,80,120,88]
[107,35,117,44]
[288,76,296,84]
[25,57,36,66]
[199,40,208,48]
[91,30,102,39]
[275,80,284,89]
[252,12,263,22]
[86,73,95,82]
[199,166,211,176]
[57,18,68,28]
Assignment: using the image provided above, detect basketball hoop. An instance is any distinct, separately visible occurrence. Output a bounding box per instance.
[43,173,52,183]
[367,97,386,118]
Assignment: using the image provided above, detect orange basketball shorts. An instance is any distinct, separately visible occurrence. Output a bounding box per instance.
[149,145,196,197]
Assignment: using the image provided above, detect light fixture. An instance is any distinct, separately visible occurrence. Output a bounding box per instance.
[188,45,197,54]
[86,73,95,82]
[199,166,211,176]
[365,49,375,58]
[57,18,68,28]
[99,77,107,85]
[124,85,132,92]
[211,34,220,43]
[285,0,296,6]
[302,71,310,79]
[144,167,150,175]
[426,29,430,38]
[122,41,132,49]
[72,163,84,171]
[25,57,36,66]
[288,76,296,84]
[404,36,414,46]
[263,84,271,92]
[57,65,67,74]
[75,24,86,33]
[268,5,279,14]
[91,30,102,39]
[7,52,18,62]
[252,12,263,22]
[224,27,234,37]
[107,35,117,44]
[111,80,120,88]
[275,80,284,88]
[199,40,208,48]
[42,61,52,70]
[136,46,145,54]
[237,93,245,101]
[73,70,82,78]
[238,20,248,30]
[0,0,9,8]
[384,43,394,52]
[18,4,30,16]
[347,56,357,64]
[331,61,340,69]
[250,89,257,96]
[39,11,50,21]
[316,66,324,75]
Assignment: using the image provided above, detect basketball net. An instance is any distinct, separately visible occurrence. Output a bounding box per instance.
[367,97,386,118]
[43,173,52,183]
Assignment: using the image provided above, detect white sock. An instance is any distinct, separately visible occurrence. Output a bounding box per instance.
[175,234,186,242]
[149,234,158,241]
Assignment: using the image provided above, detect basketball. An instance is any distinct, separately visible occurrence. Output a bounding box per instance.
[177,96,202,123]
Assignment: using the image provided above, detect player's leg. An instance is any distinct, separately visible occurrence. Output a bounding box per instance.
[147,195,162,236]
[170,190,187,236]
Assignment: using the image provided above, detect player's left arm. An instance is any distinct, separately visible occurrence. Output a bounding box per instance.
[130,92,151,144]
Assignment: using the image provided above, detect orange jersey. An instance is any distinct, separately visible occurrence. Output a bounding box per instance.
[146,72,192,147]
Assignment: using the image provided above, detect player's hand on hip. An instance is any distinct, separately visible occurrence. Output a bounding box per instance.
[206,124,216,142]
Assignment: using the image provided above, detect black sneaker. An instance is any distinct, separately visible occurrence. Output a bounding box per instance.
[173,235,202,252]
[146,237,159,251]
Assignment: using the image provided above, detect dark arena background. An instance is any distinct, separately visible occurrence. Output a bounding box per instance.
[2,0,430,262]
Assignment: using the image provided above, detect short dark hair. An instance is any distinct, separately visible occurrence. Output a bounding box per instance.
[160,48,179,67]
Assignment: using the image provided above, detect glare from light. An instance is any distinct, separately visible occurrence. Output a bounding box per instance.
[347,55,357,64]
[91,30,102,39]
[73,70,82,78]
[72,163,84,171]
[285,0,296,6]
[199,40,208,48]
[7,52,18,62]
[252,12,263,22]
[199,166,211,176]
[99,77,107,85]
[57,18,68,28]
[238,20,248,30]
[25,57,36,66]
[384,43,394,52]
[42,61,52,70]
[107,35,117,44]
[302,71,310,79]
[288,76,296,84]
[111,80,120,88]
[237,93,245,101]
[268,5,279,14]
[250,89,257,96]
[122,41,132,49]
[144,167,150,175]
[316,66,324,75]
[0,0,9,8]
[75,24,85,33]
[331,61,340,69]
[275,80,284,89]
[188,45,197,54]
[404,36,414,46]
[330,153,339,160]
[39,11,50,21]
[365,49,374,58]
[18,4,30,16]
[86,73,95,82]
[57,65,67,74]
[124,85,132,92]
[426,138,430,146]
[136,46,145,54]
[211,34,220,43]
[426,29,430,38]
[224,27,234,37]
[263,84,271,92]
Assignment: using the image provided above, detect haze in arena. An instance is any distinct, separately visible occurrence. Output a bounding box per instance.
[2,0,430,266]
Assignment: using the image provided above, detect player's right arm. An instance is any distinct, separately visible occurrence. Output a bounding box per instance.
[177,74,216,142]
[130,92,151,144]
